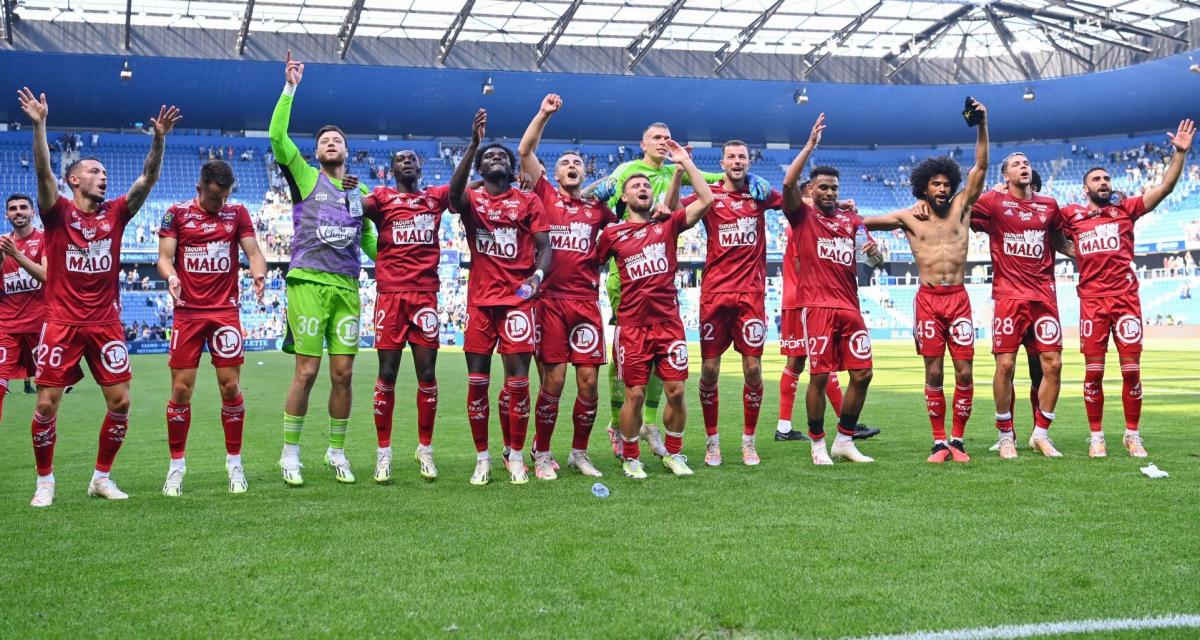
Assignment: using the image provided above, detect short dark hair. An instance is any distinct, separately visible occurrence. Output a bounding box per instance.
[6,193,33,209]
[65,156,103,178]
[557,150,584,163]
[910,156,962,200]
[721,140,749,155]
[1030,169,1043,193]
[616,172,652,218]
[200,160,236,189]
[474,142,517,182]
[1000,152,1027,174]
[315,125,346,144]
[1083,166,1109,181]
[809,166,839,180]
[798,180,811,193]
[643,122,670,136]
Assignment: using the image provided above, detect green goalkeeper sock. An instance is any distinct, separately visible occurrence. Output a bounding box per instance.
[283,413,305,445]
[607,365,624,428]
[329,417,350,450]
[644,374,663,425]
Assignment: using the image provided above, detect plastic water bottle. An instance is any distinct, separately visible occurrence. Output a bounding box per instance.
[346,185,363,218]
[855,223,883,267]
[591,482,610,499]
[516,282,534,299]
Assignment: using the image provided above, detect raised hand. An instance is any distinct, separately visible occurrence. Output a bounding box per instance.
[651,203,673,222]
[471,109,487,145]
[284,50,304,86]
[970,99,987,124]
[540,94,562,115]
[151,105,182,137]
[665,139,690,164]
[17,87,47,125]
[0,236,15,256]
[807,113,826,147]
[342,174,359,193]
[1168,119,1195,153]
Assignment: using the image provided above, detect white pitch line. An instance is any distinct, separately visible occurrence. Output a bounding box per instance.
[842,613,1200,640]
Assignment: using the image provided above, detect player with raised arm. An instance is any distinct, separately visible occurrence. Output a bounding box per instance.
[1063,119,1194,458]
[970,152,1072,459]
[18,87,180,506]
[157,160,268,496]
[449,109,552,486]
[0,194,47,424]
[517,94,616,479]
[865,99,990,462]
[781,115,882,465]
[595,139,714,479]
[361,150,448,483]
[270,51,378,486]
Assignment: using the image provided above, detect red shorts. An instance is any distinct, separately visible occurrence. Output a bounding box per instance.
[699,292,767,358]
[0,331,40,379]
[913,285,975,361]
[375,291,440,350]
[991,298,1062,354]
[536,297,606,366]
[801,306,872,375]
[170,313,246,369]
[779,309,808,357]
[464,302,536,355]
[1079,294,1143,356]
[34,321,131,387]
[613,319,689,387]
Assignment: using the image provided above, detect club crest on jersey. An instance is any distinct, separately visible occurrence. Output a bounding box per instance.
[1116,314,1142,344]
[66,239,113,273]
[390,213,438,245]
[569,323,600,354]
[817,237,854,266]
[623,242,669,280]
[223,223,234,233]
[718,217,759,247]
[1002,230,1045,259]
[1076,223,1119,255]
[550,222,594,253]
[183,241,232,274]
[475,226,519,259]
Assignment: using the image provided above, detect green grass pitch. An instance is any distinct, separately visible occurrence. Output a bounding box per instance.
[0,340,1197,638]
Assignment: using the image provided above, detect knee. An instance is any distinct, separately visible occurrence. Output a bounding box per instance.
[543,369,566,395]
[35,397,58,417]
[926,370,945,388]
[218,378,241,401]
[624,387,645,407]
[808,373,829,391]
[699,360,720,382]
[664,381,685,404]
[955,369,973,387]
[330,366,354,389]
[295,363,320,385]
[415,365,436,385]
[107,393,131,414]
[377,363,399,384]
[576,371,598,400]
[849,368,873,387]
[743,359,763,383]
[1042,354,1063,375]
[170,381,193,403]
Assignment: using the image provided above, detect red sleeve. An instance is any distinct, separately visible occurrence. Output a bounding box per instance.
[532,175,556,204]
[40,196,69,227]
[158,206,179,239]
[593,228,613,268]
[112,195,134,225]
[970,191,994,233]
[680,193,697,207]
[766,189,785,210]
[237,206,256,239]
[428,184,452,211]
[602,203,617,226]
[1123,196,1148,221]
[670,208,688,232]
[527,193,550,234]
[782,200,810,227]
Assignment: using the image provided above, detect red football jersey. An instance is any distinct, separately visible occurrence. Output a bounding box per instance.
[367,184,449,293]
[784,203,862,312]
[683,184,782,294]
[159,199,255,315]
[0,228,47,333]
[595,209,686,326]
[455,186,548,307]
[41,195,132,325]
[781,225,803,310]
[1062,196,1146,298]
[971,189,1062,303]
[532,176,616,300]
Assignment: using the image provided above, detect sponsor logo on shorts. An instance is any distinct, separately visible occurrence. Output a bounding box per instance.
[848,330,872,360]
[335,317,361,346]
[1116,314,1142,343]
[569,323,600,354]
[504,310,532,343]
[667,340,689,370]
[211,326,243,358]
[413,307,440,339]
[742,319,766,348]
[100,340,130,374]
[950,318,975,346]
[1034,316,1061,345]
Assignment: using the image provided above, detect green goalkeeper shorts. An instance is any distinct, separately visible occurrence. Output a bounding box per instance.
[283,280,362,357]
[605,260,622,326]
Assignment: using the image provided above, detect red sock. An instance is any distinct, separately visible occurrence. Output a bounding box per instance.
[572,396,597,450]
[467,374,491,452]
[1083,362,1105,432]
[665,430,684,455]
[698,381,719,436]
[498,386,512,448]
[1120,362,1142,431]
[952,384,973,440]
[995,412,1014,433]
[96,410,129,473]
[826,376,844,416]
[166,402,191,460]
[622,435,640,460]
[506,377,530,452]
[373,379,395,448]
[416,380,438,447]
[779,367,800,422]
[221,395,245,456]
[533,389,560,453]
[1034,409,1055,431]
[32,412,56,476]
[743,383,762,436]
[924,385,946,441]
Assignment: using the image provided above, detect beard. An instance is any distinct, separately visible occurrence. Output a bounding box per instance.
[1086,190,1110,207]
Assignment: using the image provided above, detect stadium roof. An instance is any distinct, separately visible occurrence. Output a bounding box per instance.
[5,1,1198,82]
